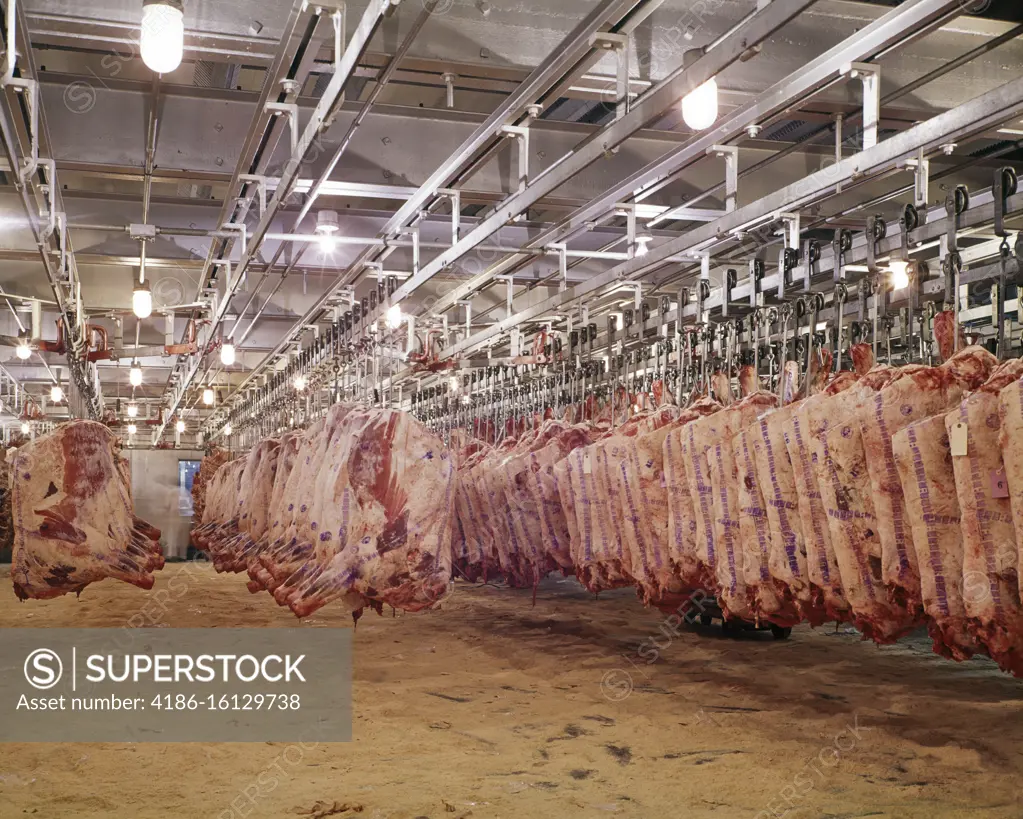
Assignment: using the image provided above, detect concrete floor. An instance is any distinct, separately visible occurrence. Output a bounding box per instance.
[1,562,1022,819]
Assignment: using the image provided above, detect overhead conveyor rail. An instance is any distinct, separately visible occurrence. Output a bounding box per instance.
[201,0,1023,442]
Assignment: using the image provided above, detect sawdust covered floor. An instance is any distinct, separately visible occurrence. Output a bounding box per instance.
[1,563,1022,819]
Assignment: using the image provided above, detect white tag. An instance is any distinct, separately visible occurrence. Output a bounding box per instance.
[583,455,592,474]
[950,422,968,457]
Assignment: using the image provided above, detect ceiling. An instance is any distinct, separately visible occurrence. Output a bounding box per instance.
[0,0,1021,442]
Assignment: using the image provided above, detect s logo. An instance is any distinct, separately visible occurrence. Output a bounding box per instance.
[24,648,63,690]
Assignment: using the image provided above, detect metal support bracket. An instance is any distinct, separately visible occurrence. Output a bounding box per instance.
[238,174,269,219]
[592,32,631,122]
[265,102,300,154]
[906,153,930,210]
[439,187,461,245]
[840,62,880,150]
[550,242,569,292]
[708,145,740,212]
[500,125,530,193]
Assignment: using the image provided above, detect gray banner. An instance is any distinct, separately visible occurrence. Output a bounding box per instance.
[0,628,352,742]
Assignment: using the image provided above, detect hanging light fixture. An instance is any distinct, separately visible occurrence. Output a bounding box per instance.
[140,0,185,74]
[682,77,718,131]
[634,233,653,257]
[15,334,31,360]
[386,304,403,329]
[202,387,215,406]
[132,279,153,319]
[889,259,910,290]
[224,423,232,436]
[50,385,64,403]
[129,360,143,387]
[127,423,138,435]
[127,403,139,418]
[315,210,340,253]
[294,375,307,391]
[680,49,718,131]
[220,339,236,366]
[176,420,186,433]
[20,421,29,435]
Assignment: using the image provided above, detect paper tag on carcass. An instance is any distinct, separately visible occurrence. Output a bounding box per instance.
[950,422,968,456]
[583,455,592,474]
[991,469,1009,499]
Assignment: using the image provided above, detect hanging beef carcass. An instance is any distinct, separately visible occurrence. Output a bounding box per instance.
[192,457,243,552]
[616,396,720,609]
[557,407,677,594]
[204,438,281,572]
[746,359,832,626]
[933,364,1023,674]
[682,385,780,621]
[191,447,229,525]
[10,420,164,600]
[454,435,519,583]
[524,424,596,576]
[746,350,868,626]
[271,407,455,618]
[857,345,997,637]
[250,405,354,594]
[890,360,1023,665]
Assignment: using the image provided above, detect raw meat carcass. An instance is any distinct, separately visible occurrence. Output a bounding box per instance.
[271,408,455,618]
[191,447,229,525]
[559,407,678,594]
[0,446,13,560]
[613,399,719,605]
[10,420,164,600]
[858,346,996,635]
[811,364,911,641]
[749,359,836,627]
[682,389,779,619]
[944,363,1023,675]
[892,410,976,662]
[490,420,574,588]
[523,424,598,576]
[204,438,280,572]
[250,406,353,593]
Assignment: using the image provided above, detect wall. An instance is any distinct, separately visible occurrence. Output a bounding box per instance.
[123,449,205,560]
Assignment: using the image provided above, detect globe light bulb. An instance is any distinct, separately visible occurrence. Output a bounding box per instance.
[318,235,336,254]
[50,385,64,403]
[294,375,307,391]
[889,260,910,290]
[203,388,215,406]
[127,423,138,435]
[681,76,718,131]
[220,341,235,366]
[129,362,143,387]
[20,421,29,435]
[224,423,232,436]
[127,403,139,418]
[133,281,153,319]
[16,339,31,360]
[176,420,185,433]
[386,304,403,329]
[140,0,185,74]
